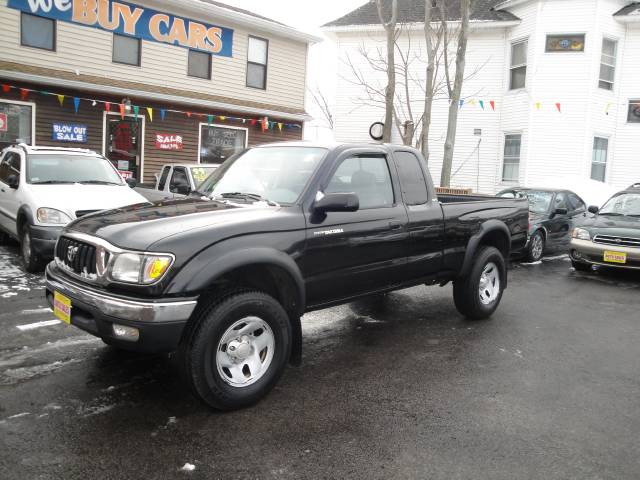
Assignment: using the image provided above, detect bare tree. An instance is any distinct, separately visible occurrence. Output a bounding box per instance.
[376,0,398,143]
[308,85,334,130]
[440,0,471,187]
[420,0,442,162]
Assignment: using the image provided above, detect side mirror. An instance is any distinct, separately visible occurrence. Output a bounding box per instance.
[553,207,568,216]
[7,174,19,189]
[170,183,191,195]
[125,177,137,188]
[588,205,599,214]
[313,192,359,213]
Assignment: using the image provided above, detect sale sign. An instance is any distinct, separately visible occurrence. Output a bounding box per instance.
[0,113,7,132]
[155,134,183,150]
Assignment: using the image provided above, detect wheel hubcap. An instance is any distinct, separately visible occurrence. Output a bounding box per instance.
[216,317,275,388]
[532,235,543,259]
[478,262,500,305]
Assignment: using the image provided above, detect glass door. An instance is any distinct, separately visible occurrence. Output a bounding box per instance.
[105,115,143,181]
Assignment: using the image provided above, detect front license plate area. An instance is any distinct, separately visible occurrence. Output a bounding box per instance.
[603,251,627,264]
[53,291,72,324]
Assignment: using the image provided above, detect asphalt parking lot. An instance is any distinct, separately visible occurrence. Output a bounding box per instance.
[1,243,640,480]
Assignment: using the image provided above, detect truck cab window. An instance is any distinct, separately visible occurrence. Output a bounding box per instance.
[170,167,189,192]
[394,151,429,205]
[158,166,170,191]
[325,156,394,209]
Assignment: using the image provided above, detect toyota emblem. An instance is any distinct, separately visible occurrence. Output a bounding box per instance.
[67,246,79,263]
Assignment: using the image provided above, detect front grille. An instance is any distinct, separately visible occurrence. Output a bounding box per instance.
[593,235,640,248]
[75,210,100,218]
[56,236,97,276]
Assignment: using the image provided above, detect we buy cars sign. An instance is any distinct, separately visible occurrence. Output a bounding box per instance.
[155,134,183,150]
[0,113,7,132]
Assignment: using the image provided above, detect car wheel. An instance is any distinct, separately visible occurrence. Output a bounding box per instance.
[0,230,9,245]
[526,231,545,262]
[571,260,592,272]
[453,246,506,320]
[21,226,44,273]
[180,290,291,410]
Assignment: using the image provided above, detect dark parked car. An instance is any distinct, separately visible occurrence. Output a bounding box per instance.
[45,142,528,410]
[497,187,589,262]
[570,185,640,271]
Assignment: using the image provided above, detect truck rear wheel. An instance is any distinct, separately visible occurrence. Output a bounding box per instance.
[453,246,506,320]
[180,290,291,410]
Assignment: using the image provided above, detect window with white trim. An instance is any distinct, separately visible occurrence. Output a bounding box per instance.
[509,40,527,90]
[599,38,617,91]
[591,137,608,182]
[0,101,33,151]
[199,125,247,164]
[246,36,268,90]
[502,134,521,182]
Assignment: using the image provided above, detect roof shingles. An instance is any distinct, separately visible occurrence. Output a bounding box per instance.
[323,0,519,27]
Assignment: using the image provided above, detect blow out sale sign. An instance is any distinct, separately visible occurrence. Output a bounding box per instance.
[0,113,7,132]
[155,134,183,150]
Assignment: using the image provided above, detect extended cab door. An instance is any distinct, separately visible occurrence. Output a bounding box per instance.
[302,151,409,306]
[391,150,445,278]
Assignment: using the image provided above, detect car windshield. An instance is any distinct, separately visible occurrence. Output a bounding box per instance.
[196,147,327,205]
[190,166,217,187]
[27,154,124,185]
[524,190,554,214]
[599,193,640,217]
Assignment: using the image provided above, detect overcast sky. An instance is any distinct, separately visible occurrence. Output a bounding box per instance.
[217,0,369,139]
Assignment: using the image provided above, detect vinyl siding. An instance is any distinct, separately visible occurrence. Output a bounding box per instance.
[0,1,307,112]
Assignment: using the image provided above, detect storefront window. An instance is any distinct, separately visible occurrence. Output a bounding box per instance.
[199,125,247,164]
[0,101,33,151]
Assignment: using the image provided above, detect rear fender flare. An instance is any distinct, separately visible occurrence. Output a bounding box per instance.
[459,220,511,281]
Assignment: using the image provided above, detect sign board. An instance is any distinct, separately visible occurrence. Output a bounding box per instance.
[118,170,133,180]
[155,133,183,150]
[8,0,234,57]
[0,113,7,132]
[52,123,87,142]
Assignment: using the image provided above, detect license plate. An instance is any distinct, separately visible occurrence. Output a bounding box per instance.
[603,251,627,264]
[53,291,72,324]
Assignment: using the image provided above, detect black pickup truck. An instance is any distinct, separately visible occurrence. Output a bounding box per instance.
[45,143,528,410]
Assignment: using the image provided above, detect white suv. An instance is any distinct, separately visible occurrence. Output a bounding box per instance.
[0,145,148,272]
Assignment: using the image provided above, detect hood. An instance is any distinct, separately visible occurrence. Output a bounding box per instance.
[30,184,148,218]
[66,197,303,253]
[581,214,640,238]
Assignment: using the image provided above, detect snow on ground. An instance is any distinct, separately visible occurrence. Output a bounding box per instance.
[0,246,45,298]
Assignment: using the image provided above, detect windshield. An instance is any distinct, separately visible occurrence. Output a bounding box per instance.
[190,166,217,187]
[523,190,554,214]
[27,154,124,185]
[599,193,640,216]
[196,147,327,205]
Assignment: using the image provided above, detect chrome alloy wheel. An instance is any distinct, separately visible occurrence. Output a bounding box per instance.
[478,262,500,305]
[531,234,544,260]
[216,317,275,387]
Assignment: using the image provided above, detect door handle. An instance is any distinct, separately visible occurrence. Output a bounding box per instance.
[389,221,403,231]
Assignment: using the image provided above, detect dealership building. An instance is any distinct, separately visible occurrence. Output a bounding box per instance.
[0,0,317,182]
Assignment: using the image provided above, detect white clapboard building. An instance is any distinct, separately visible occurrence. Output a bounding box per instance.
[324,0,640,193]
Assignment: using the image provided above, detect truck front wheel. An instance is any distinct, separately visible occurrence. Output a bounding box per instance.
[453,246,506,320]
[180,290,292,410]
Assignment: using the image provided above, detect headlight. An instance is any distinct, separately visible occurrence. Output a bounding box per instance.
[37,208,72,225]
[110,252,173,284]
[572,228,591,241]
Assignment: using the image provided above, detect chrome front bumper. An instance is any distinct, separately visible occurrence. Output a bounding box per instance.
[570,238,640,270]
[45,263,198,323]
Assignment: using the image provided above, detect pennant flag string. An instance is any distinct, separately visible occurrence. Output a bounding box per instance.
[0,82,302,129]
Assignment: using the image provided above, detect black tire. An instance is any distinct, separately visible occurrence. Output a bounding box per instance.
[526,230,545,262]
[453,246,506,320]
[572,260,592,272]
[0,230,9,245]
[180,290,291,410]
[20,225,45,273]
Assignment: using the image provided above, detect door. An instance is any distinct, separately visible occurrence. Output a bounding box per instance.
[302,153,409,306]
[392,150,445,278]
[105,115,143,182]
[168,167,190,198]
[0,151,22,235]
[547,192,572,247]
